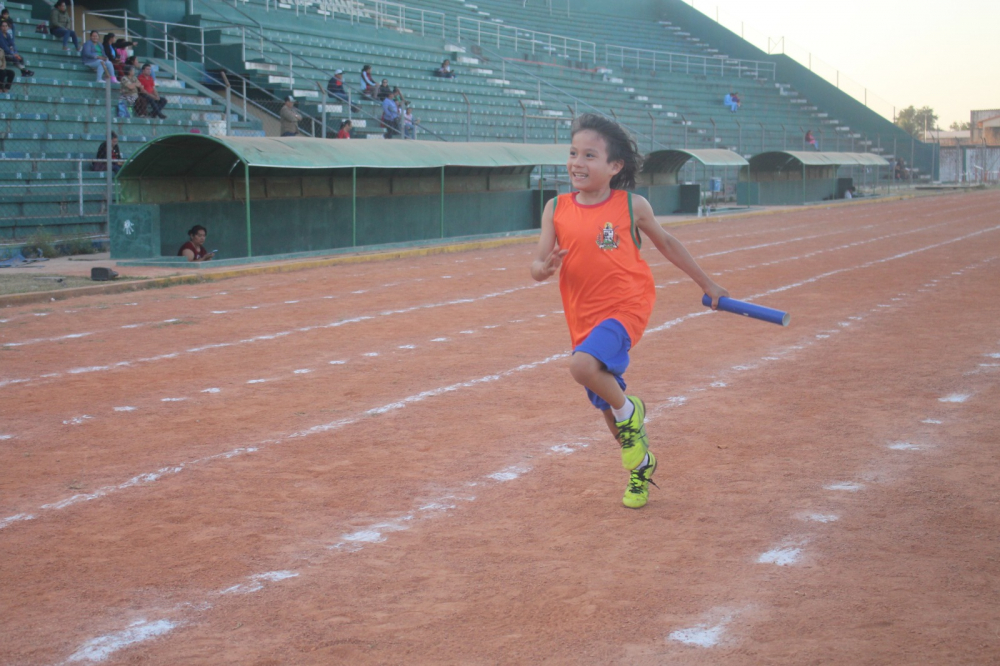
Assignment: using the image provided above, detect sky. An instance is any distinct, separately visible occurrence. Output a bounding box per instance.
[688,0,997,128]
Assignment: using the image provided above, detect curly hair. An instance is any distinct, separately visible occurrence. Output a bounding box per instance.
[570,113,644,191]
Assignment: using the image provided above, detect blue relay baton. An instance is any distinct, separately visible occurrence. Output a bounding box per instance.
[702,294,790,327]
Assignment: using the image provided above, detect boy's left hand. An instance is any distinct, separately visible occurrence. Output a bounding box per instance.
[704,282,730,310]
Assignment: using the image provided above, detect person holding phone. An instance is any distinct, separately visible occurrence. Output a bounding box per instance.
[178,225,216,262]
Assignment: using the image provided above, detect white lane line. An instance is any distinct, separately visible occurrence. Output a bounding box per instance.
[757,546,803,566]
[3,250,995,530]
[66,619,179,663]
[825,482,864,492]
[939,393,971,403]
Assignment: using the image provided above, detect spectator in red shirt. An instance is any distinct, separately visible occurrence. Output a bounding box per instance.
[178,225,215,262]
[137,63,167,119]
[336,119,352,139]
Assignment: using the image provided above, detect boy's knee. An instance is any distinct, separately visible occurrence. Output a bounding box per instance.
[569,352,600,386]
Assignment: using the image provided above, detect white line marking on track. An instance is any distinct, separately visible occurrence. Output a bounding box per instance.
[803,513,839,523]
[201,388,221,394]
[114,406,136,412]
[66,619,179,663]
[757,546,803,566]
[888,442,921,451]
[825,482,864,492]
[939,393,971,403]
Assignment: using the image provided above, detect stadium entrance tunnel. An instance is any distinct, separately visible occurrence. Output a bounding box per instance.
[637,149,748,214]
[109,135,570,261]
[737,151,890,205]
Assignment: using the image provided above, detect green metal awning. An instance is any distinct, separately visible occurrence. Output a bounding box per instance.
[749,151,890,171]
[643,149,748,174]
[120,135,573,178]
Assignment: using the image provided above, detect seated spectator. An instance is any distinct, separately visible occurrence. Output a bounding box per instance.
[402,104,415,140]
[336,119,352,139]
[434,58,456,79]
[137,63,167,119]
[391,86,406,105]
[327,68,348,101]
[178,225,215,262]
[0,42,14,93]
[843,186,855,199]
[0,9,14,36]
[732,92,741,109]
[376,78,391,102]
[117,64,139,118]
[280,96,301,137]
[93,132,123,172]
[49,1,78,52]
[381,94,400,139]
[0,19,33,77]
[81,30,115,82]
[805,130,818,150]
[724,92,738,112]
[360,64,377,99]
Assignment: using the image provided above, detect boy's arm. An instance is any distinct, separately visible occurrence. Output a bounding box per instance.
[530,198,567,282]
[632,194,730,308]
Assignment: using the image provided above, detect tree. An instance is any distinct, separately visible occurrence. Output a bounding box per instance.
[949,121,971,131]
[895,106,939,138]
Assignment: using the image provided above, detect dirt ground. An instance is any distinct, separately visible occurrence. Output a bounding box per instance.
[1,191,998,665]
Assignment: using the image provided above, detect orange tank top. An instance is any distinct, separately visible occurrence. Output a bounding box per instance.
[553,189,656,348]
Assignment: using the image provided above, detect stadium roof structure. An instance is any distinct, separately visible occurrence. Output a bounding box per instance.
[748,151,890,172]
[120,135,573,177]
[642,148,748,175]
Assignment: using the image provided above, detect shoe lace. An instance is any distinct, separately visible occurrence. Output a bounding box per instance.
[617,422,641,449]
[626,465,659,494]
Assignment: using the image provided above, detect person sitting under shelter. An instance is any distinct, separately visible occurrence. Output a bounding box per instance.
[93,132,123,172]
[178,225,216,262]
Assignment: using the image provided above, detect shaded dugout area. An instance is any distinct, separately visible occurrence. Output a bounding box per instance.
[110,136,570,261]
[738,151,890,205]
[636,149,748,213]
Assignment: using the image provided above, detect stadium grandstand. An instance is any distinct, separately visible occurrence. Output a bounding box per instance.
[1,0,934,246]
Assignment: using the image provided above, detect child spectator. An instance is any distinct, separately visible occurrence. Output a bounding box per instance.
[0,19,33,77]
[402,104,415,139]
[49,1,79,52]
[336,119,352,139]
[81,30,115,82]
[117,64,139,117]
[360,64,377,98]
[0,9,14,36]
[280,96,301,137]
[0,42,14,92]
[93,132,123,172]
[805,130,818,150]
[376,78,392,102]
[434,58,457,78]
[137,63,167,119]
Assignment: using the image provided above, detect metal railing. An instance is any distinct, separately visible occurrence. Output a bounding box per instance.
[457,17,596,62]
[605,45,775,80]
[0,158,112,238]
[235,0,446,38]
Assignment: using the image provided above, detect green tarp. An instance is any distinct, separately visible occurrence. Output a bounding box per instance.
[643,148,748,175]
[120,135,573,178]
[749,151,890,171]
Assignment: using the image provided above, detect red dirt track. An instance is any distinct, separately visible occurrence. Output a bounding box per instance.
[2,191,999,665]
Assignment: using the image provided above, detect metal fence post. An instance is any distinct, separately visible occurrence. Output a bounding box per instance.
[78,160,84,217]
[318,82,327,138]
[649,111,656,151]
[461,92,471,141]
[221,71,232,136]
[105,76,113,227]
[520,100,527,143]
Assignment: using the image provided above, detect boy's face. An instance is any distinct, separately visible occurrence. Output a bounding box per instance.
[567,129,623,192]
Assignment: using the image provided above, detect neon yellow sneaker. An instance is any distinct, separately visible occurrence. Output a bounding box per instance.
[623,451,658,509]
[616,395,649,470]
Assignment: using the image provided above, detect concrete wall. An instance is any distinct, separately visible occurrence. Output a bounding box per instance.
[737,178,837,205]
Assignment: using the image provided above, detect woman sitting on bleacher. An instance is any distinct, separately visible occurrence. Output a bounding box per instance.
[81,30,115,83]
[376,78,392,102]
[117,65,140,118]
[0,19,34,78]
[360,64,377,99]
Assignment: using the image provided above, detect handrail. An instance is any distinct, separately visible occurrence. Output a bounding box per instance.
[605,44,775,80]
[457,16,596,63]
[248,0,446,39]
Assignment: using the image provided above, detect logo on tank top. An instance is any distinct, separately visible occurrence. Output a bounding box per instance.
[596,222,620,250]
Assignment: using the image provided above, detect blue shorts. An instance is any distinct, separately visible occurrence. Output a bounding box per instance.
[573,318,631,411]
